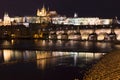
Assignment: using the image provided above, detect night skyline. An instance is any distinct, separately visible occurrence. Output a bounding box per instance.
[0,0,119,18]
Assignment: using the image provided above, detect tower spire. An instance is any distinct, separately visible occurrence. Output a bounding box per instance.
[42,4,45,9]
[37,9,40,16]
[48,6,49,11]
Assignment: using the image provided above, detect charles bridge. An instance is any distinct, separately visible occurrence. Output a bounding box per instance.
[0,24,120,41]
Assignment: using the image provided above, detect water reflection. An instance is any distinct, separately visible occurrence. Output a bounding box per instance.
[3,50,13,62]
[37,52,105,70]
[0,40,113,80]
[0,40,115,53]
[0,50,105,70]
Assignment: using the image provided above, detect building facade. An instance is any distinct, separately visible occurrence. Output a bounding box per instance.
[0,6,118,26]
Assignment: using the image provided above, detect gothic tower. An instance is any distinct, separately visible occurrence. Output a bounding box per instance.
[3,13,11,25]
[37,5,47,16]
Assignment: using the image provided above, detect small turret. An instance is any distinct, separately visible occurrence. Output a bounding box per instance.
[74,13,78,18]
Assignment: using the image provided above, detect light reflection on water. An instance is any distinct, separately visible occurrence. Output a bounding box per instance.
[0,40,114,52]
[0,50,105,70]
[0,40,115,80]
[0,40,114,70]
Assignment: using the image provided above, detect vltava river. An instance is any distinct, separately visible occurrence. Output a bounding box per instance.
[0,40,116,80]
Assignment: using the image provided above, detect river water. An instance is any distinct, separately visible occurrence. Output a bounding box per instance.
[0,40,116,80]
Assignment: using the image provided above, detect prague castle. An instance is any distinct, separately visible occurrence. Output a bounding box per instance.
[0,5,58,26]
[37,5,57,17]
[0,5,118,26]
[0,5,120,41]
[37,5,47,17]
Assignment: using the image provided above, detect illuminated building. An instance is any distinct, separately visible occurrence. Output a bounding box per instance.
[37,5,57,17]
[37,5,47,17]
[3,13,11,26]
[0,19,2,26]
[0,5,58,26]
[52,17,113,25]
[36,5,58,23]
[0,5,117,26]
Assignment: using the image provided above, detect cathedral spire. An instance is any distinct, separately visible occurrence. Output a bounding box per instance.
[42,4,45,10]
[36,4,47,16]
[37,9,40,16]
[74,13,78,18]
[48,6,49,11]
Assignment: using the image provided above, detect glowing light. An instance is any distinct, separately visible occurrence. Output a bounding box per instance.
[34,34,39,38]
[3,50,12,62]
[2,40,11,46]
[3,13,11,25]
[82,33,89,40]
[11,34,16,38]
[42,40,46,46]
[11,39,15,45]
[97,34,105,40]
[37,59,46,70]
[57,34,62,39]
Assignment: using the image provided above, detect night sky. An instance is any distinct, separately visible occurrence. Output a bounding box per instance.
[0,0,120,18]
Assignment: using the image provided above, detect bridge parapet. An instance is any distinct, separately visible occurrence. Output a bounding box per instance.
[45,25,120,41]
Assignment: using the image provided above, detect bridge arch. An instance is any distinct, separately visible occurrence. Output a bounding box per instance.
[88,33,97,40]
[68,32,81,40]
[114,29,120,40]
[108,32,117,41]
[97,33,109,41]
[57,33,63,39]
[61,32,68,40]
[49,32,57,39]
[81,33,90,40]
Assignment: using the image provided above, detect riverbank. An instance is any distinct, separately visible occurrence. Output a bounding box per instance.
[84,49,120,80]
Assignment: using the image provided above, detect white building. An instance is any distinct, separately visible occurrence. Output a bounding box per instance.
[3,13,11,25]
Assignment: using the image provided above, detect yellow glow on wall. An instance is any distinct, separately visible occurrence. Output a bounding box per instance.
[97,34,105,40]
[82,34,89,40]
[57,35,62,39]
[34,34,39,38]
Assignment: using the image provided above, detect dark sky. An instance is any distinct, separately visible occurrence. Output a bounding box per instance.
[0,0,119,18]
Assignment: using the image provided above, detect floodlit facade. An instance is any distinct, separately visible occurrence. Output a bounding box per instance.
[37,5,47,17]
[0,5,58,26]
[52,17,113,25]
[0,6,115,26]
[3,13,11,25]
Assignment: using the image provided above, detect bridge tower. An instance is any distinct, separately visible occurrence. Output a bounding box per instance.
[109,27,117,41]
